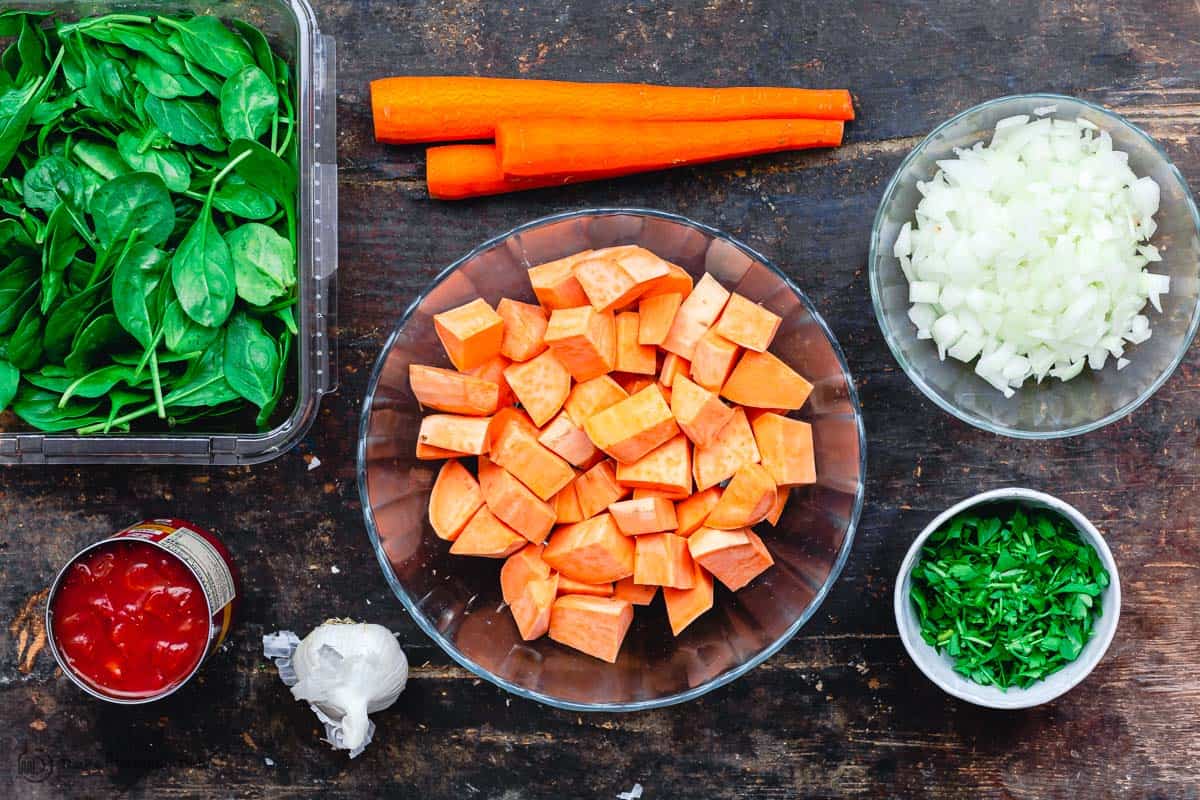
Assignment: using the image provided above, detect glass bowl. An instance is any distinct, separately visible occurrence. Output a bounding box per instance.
[357,209,866,710]
[869,94,1200,438]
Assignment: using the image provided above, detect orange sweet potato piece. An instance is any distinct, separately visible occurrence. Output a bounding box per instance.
[613,374,656,395]
[556,575,614,597]
[688,527,775,591]
[692,408,761,491]
[611,246,673,286]
[490,422,576,500]
[765,487,790,526]
[496,298,549,362]
[632,486,690,501]
[613,576,658,606]
[639,263,694,300]
[552,480,585,524]
[542,513,635,584]
[465,354,516,408]
[511,574,558,640]
[501,543,552,604]
[670,374,735,448]
[488,405,537,445]
[549,594,634,663]
[450,506,527,558]
[721,350,814,410]
[751,412,817,487]
[638,292,682,346]
[675,486,723,537]
[712,292,782,353]
[416,441,466,460]
[429,459,484,541]
[503,350,570,427]
[633,532,695,589]
[609,497,678,535]
[433,298,504,371]
[663,561,714,635]
[528,250,593,309]
[661,273,730,360]
[409,364,500,416]
[543,306,616,382]
[563,375,628,426]
[704,462,777,529]
[615,434,691,496]
[478,456,557,544]
[574,460,629,519]
[583,384,679,464]
[418,414,492,455]
[658,352,690,388]
[690,329,740,393]
[538,411,601,468]
[573,256,641,313]
[614,312,657,374]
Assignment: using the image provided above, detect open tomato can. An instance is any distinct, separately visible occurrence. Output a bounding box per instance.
[45,519,240,704]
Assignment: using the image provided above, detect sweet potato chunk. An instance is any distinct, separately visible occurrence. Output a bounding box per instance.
[663,561,714,635]
[615,312,657,374]
[574,460,629,520]
[712,293,781,353]
[688,527,775,591]
[615,435,691,497]
[613,576,658,606]
[632,486,689,501]
[501,544,552,604]
[429,459,484,542]
[613,374,656,395]
[528,250,593,309]
[556,575,614,597]
[552,480,585,524]
[409,364,500,416]
[704,462,776,529]
[633,533,695,589]
[538,411,601,468]
[765,487,790,526]
[478,456,557,544]
[490,422,575,500]
[639,263,694,300]
[488,405,537,445]
[584,384,679,464]
[690,329,740,393]
[658,352,690,388]
[433,298,504,371]
[542,513,635,584]
[465,355,516,408]
[416,441,466,460]
[638,292,682,346]
[671,374,735,448]
[721,350,813,410]
[549,595,634,663]
[692,408,761,491]
[417,414,492,456]
[496,298,549,362]
[661,273,730,360]
[675,486,723,537]
[544,306,616,382]
[511,574,558,640]
[563,375,628,427]
[450,506,527,558]
[609,497,678,535]
[503,350,570,427]
[752,412,817,487]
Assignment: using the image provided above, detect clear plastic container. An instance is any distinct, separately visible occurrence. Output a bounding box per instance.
[0,1,337,464]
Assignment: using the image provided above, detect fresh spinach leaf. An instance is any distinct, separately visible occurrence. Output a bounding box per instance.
[43,281,106,361]
[112,240,167,347]
[73,140,130,180]
[226,222,294,306]
[132,56,203,99]
[171,206,234,326]
[42,203,85,312]
[12,386,105,430]
[144,94,223,151]
[161,16,254,79]
[8,304,44,370]
[162,297,219,354]
[219,64,276,142]
[223,310,276,407]
[90,171,175,247]
[116,131,191,192]
[211,173,275,219]
[0,359,18,412]
[22,153,83,211]
[64,312,128,374]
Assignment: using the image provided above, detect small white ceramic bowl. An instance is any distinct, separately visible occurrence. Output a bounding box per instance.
[894,488,1121,709]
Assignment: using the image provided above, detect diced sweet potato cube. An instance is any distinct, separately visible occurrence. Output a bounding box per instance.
[639,263,694,300]
[490,422,575,500]
[609,497,678,535]
[503,350,570,427]
[671,374,735,448]
[478,456,557,544]
[556,575,614,597]
[450,506,527,558]
[721,351,814,410]
[615,435,691,497]
[765,487,790,526]
[752,413,817,487]
[613,374,656,395]
[429,459,484,541]
[704,462,777,529]
[416,441,466,460]
[614,312,657,375]
[542,513,635,584]
[433,298,504,371]
[409,364,500,416]
[613,576,658,606]
[549,595,634,663]
[611,246,673,286]
[658,352,690,388]
[632,486,690,501]
[712,293,782,352]
[496,298,549,362]
[538,411,601,468]
[544,306,615,382]
[573,256,640,313]
[692,408,761,491]
[418,414,492,456]
[688,528,775,591]
[488,406,537,445]
[663,561,714,635]
[528,250,593,309]
[465,355,516,408]
[633,532,695,589]
[661,273,730,360]
[638,292,683,346]
[552,480,585,524]
[583,384,679,464]
[501,543,552,604]
[563,375,628,426]
[511,574,558,640]
[690,329,740,393]
[574,460,629,520]
[676,486,723,537]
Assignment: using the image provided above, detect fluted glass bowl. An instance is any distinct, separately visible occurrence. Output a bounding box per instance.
[357,209,866,710]
[870,94,1200,438]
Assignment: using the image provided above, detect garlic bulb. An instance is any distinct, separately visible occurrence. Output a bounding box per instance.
[264,619,408,757]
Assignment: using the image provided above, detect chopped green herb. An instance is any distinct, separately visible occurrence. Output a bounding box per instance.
[910,504,1110,690]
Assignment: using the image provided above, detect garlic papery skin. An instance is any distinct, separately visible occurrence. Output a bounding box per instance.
[263,620,408,757]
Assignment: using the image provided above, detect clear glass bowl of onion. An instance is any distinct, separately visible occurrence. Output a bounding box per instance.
[870,94,1200,438]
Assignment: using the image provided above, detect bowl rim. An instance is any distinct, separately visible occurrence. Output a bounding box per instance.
[356,207,868,711]
[868,92,1200,439]
[893,487,1122,709]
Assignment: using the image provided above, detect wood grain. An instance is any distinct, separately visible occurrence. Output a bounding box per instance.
[3,0,1200,797]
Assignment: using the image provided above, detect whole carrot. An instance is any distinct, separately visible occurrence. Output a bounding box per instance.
[373,77,854,144]
[425,145,582,200]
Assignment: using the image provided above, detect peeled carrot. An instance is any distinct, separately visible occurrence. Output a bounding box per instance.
[426,145,572,201]
[499,117,844,180]
[479,456,557,544]
[503,350,570,427]
[429,459,485,541]
[548,594,634,663]
[433,298,504,371]
[496,298,549,362]
[373,77,854,143]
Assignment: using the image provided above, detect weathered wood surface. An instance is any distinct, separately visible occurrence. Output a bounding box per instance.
[3,1,1200,797]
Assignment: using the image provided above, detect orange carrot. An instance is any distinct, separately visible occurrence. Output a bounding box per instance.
[450,506,527,558]
[426,145,578,201]
[511,574,558,640]
[609,497,678,535]
[633,532,695,589]
[543,306,616,382]
[417,414,492,456]
[542,513,635,584]
[548,594,634,663]
[478,456,558,544]
[433,298,504,371]
[498,117,844,180]
[662,561,714,635]
[614,312,657,374]
[712,293,781,353]
[584,383,680,464]
[563,375,628,427]
[373,77,854,143]
[503,350,570,427]
[496,298,549,362]
[429,459,485,541]
[556,575,615,597]
[721,350,814,410]
[574,460,629,520]
[614,434,692,497]
[638,292,683,346]
[409,364,500,416]
[688,527,774,591]
[528,250,594,309]
[538,411,601,469]
[501,543,552,604]
[704,462,777,529]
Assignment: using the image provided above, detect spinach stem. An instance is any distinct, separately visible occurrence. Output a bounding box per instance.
[149,351,166,418]
[58,14,153,34]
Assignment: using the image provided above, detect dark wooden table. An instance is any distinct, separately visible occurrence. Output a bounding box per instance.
[3,1,1200,797]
